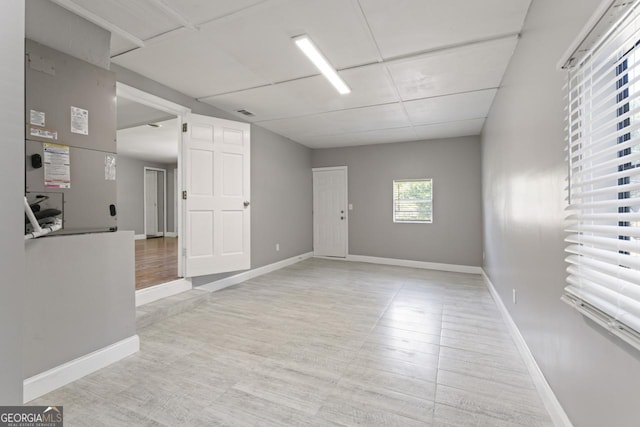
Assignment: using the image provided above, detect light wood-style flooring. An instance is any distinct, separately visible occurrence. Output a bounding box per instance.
[135,237,178,290]
[31,258,552,426]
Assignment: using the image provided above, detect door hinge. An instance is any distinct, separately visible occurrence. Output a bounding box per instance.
[182,123,188,133]
[182,190,187,200]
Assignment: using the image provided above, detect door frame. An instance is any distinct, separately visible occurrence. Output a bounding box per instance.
[312,166,348,258]
[117,82,191,277]
[143,167,167,237]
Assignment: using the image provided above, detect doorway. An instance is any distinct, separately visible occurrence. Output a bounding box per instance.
[116,83,190,292]
[144,167,166,238]
[313,166,348,258]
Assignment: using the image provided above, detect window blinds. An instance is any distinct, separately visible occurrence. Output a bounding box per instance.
[564,0,640,349]
[393,179,433,223]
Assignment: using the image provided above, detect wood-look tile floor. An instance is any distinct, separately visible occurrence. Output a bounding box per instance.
[31,259,553,426]
[135,237,179,290]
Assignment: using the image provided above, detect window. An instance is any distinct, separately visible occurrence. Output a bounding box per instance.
[393,179,432,223]
[563,1,640,350]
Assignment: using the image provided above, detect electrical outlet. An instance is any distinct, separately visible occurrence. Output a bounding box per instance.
[276,243,280,251]
[512,289,517,304]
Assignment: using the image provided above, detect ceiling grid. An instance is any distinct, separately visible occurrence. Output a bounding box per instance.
[53,0,532,148]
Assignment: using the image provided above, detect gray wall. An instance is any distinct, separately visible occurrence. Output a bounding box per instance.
[24,232,135,378]
[23,0,137,383]
[0,0,24,405]
[312,137,482,267]
[482,1,640,426]
[117,155,176,235]
[250,126,313,267]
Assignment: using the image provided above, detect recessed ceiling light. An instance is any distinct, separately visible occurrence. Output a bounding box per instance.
[293,34,351,95]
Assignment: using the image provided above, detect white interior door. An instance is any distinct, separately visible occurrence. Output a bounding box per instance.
[183,113,251,277]
[145,170,158,236]
[313,167,348,257]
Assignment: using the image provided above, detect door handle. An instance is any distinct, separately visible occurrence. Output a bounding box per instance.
[244,201,250,207]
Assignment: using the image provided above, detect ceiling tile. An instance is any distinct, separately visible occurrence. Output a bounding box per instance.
[404,89,497,126]
[71,0,178,40]
[256,114,334,140]
[413,119,485,140]
[161,0,267,25]
[359,0,531,58]
[258,103,410,139]
[301,127,418,148]
[321,103,411,135]
[112,25,271,98]
[387,37,518,101]
[201,64,399,122]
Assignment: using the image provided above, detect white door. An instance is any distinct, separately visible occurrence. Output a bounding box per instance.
[183,113,251,277]
[145,170,158,236]
[313,167,348,257]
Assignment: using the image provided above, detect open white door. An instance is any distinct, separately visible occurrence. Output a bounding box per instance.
[183,114,251,277]
[313,167,348,257]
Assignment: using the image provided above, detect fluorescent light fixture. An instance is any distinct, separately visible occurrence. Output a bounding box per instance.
[293,35,351,95]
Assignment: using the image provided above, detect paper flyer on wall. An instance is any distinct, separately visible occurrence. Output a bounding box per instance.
[43,143,71,188]
[105,154,116,181]
[70,105,89,135]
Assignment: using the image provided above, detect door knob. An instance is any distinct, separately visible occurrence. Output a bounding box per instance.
[244,201,250,207]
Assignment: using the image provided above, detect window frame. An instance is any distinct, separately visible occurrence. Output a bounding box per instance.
[392,178,433,224]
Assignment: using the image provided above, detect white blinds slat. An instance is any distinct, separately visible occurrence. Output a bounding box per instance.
[570,182,640,200]
[565,224,640,238]
[566,233,640,253]
[566,245,640,268]
[567,196,640,210]
[570,166,640,188]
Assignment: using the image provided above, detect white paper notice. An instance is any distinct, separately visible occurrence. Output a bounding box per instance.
[70,106,88,135]
[30,127,58,140]
[43,143,71,189]
[30,110,45,127]
[105,154,116,181]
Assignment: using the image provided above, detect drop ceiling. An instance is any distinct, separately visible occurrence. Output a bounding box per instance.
[52,0,531,148]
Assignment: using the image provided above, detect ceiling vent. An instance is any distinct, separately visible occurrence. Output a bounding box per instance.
[236,109,255,117]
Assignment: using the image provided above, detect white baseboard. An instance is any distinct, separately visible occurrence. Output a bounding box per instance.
[23,335,140,403]
[481,270,572,427]
[198,252,313,292]
[134,234,146,240]
[165,232,177,238]
[346,254,482,274]
[135,278,191,307]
